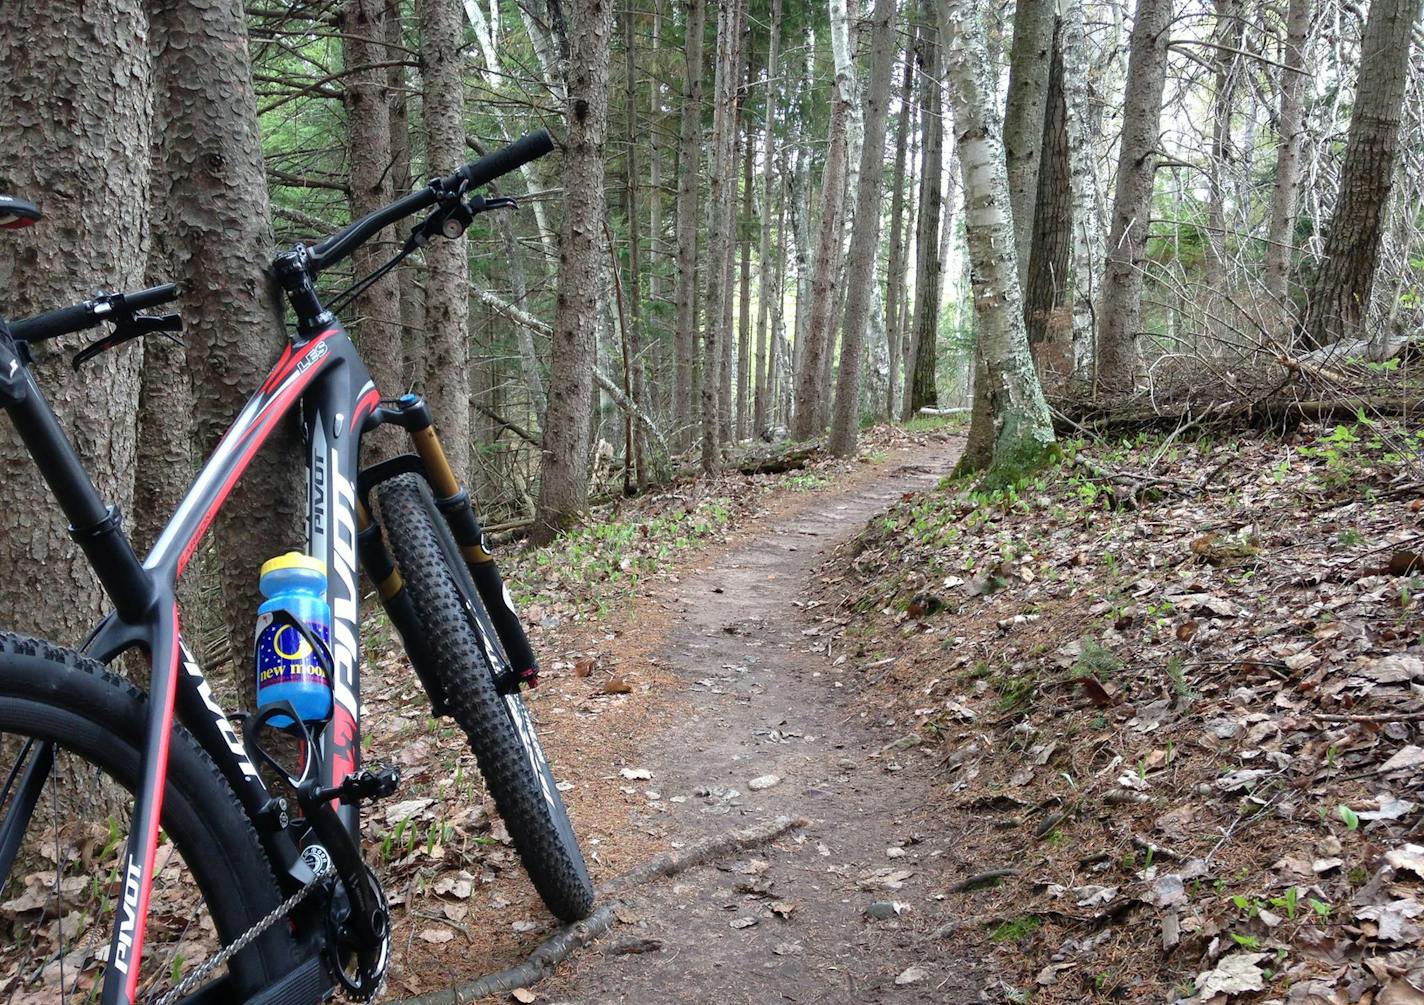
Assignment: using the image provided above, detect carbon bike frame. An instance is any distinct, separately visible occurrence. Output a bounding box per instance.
[5,320,381,1005]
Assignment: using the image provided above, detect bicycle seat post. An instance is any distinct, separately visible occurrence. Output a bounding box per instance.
[0,352,155,626]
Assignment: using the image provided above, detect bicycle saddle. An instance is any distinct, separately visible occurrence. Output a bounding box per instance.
[0,195,41,229]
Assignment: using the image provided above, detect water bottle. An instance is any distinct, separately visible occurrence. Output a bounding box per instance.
[254,552,333,725]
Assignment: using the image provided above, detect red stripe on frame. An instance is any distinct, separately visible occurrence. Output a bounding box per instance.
[123,605,181,1002]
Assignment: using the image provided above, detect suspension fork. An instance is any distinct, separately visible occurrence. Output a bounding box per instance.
[364,394,540,690]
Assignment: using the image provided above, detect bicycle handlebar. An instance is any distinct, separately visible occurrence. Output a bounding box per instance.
[307,128,555,274]
[8,283,179,344]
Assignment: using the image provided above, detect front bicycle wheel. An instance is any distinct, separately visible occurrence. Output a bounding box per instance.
[376,474,595,923]
[0,633,300,1003]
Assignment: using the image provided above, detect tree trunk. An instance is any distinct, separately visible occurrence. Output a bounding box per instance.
[389,1,427,389]
[903,17,943,420]
[753,0,783,438]
[673,0,707,451]
[623,1,649,487]
[718,35,748,449]
[829,0,898,456]
[943,0,1056,474]
[1095,0,1171,388]
[343,0,404,404]
[884,23,917,422]
[533,0,614,541]
[1203,0,1243,292]
[791,97,849,441]
[1002,0,1056,292]
[699,0,745,471]
[788,33,815,426]
[1300,0,1422,348]
[1059,0,1104,377]
[1263,0,1310,318]
[737,114,754,442]
[419,0,472,484]
[1023,18,1072,393]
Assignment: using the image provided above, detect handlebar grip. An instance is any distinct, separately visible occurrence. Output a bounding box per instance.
[123,283,179,312]
[8,302,98,343]
[457,129,556,190]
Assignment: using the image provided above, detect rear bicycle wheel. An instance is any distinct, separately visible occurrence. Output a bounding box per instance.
[376,474,594,922]
[0,632,300,1003]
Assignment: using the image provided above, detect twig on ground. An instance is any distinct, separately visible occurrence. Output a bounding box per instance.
[387,815,812,1005]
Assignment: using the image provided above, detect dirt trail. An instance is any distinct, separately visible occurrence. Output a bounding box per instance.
[538,441,982,1004]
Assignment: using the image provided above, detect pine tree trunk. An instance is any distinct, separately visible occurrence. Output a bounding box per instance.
[147,0,305,676]
[1002,0,1056,292]
[943,0,1056,474]
[884,23,917,423]
[1203,0,1243,293]
[1095,0,1171,388]
[903,18,943,420]
[830,0,898,455]
[1300,0,1422,348]
[753,0,783,438]
[673,0,707,451]
[737,118,754,442]
[718,36,748,449]
[699,0,745,471]
[389,2,427,388]
[623,2,649,487]
[791,98,849,441]
[420,0,472,484]
[1263,0,1310,318]
[1023,18,1072,392]
[344,0,404,405]
[533,0,614,541]
[1060,0,1104,377]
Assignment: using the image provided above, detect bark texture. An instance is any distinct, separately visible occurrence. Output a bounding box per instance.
[903,18,943,420]
[791,98,848,441]
[673,0,707,450]
[1299,0,1420,348]
[534,0,614,542]
[0,0,151,643]
[1095,0,1171,387]
[829,0,898,456]
[343,0,404,401]
[884,24,917,422]
[1002,0,1057,291]
[420,0,473,484]
[145,0,305,674]
[942,0,1056,473]
[1059,0,1104,374]
[1023,18,1072,392]
[753,0,783,437]
[1263,0,1310,313]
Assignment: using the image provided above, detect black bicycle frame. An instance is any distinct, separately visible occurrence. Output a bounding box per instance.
[5,321,379,1005]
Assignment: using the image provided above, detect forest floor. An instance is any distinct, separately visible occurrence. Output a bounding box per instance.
[361,419,979,1003]
[356,413,1424,1005]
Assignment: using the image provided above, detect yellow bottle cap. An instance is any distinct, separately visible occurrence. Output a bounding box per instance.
[259,552,327,578]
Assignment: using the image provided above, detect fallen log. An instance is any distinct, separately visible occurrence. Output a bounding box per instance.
[1053,393,1423,438]
[734,443,822,476]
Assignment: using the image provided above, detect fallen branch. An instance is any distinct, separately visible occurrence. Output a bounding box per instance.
[734,444,821,476]
[1054,393,1423,437]
[473,402,540,446]
[388,815,811,1005]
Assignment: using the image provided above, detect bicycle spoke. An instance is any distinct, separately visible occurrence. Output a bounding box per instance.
[0,739,54,898]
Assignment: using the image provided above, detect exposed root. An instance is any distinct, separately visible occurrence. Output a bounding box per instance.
[388,815,812,1005]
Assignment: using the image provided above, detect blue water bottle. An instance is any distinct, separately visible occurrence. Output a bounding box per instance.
[254,552,333,725]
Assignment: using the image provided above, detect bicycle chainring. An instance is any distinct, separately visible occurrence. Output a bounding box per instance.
[324,866,390,1002]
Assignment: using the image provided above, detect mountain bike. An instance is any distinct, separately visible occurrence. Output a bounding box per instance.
[0,129,592,1005]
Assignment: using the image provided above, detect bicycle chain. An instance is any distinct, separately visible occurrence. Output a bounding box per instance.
[151,862,334,1005]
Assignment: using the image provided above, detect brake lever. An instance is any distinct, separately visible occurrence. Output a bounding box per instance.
[71,312,182,371]
[468,195,517,215]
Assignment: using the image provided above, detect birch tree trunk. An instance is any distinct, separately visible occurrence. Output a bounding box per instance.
[718,33,748,448]
[673,0,706,450]
[884,24,917,422]
[1203,0,1243,294]
[791,97,849,441]
[753,0,783,437]
[1002,0,1057,292]
[903,17,944,420]
[830,0,898,456]
[942,0,1056,475]
[344,0,404,403]
[1263,0,1310,319]
[1060,0,1104,376]
[1301,0,1423,348]
[533,0,614,541]
[1095,0,1171,388]
[790,30,816,419]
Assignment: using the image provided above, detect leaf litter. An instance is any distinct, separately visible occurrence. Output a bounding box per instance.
[814,421,1424,1004]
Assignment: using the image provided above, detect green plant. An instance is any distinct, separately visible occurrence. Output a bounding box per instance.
[1269,886,1299,921]
[1337,804,1360,830]
[1071,637,1123,680]
[1231,933,1262,950]
[988,916,1041,942]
